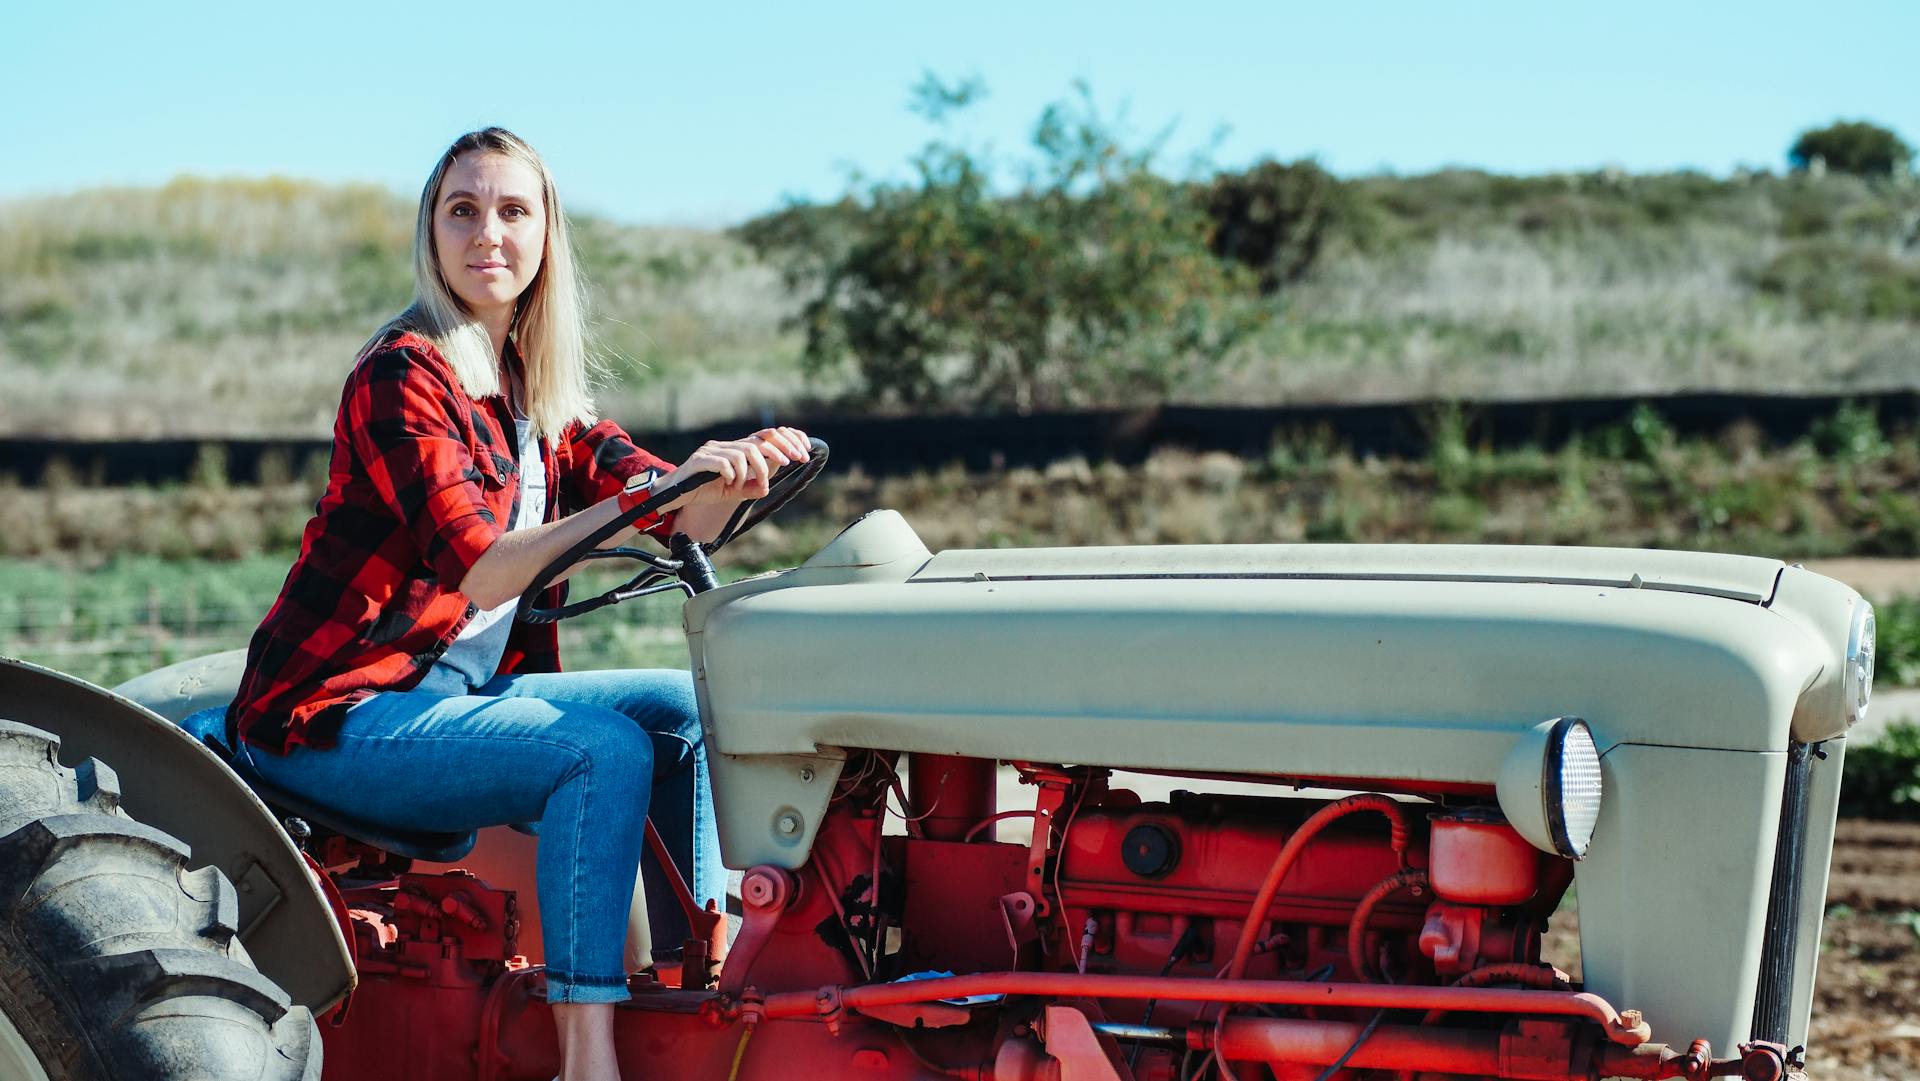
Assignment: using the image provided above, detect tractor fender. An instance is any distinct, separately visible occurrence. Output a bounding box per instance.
[0,654,353,1012]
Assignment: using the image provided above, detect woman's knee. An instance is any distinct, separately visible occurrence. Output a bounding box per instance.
[597,669,700,737]
[556,706,657,785]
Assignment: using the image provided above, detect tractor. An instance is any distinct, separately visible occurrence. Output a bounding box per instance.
[0,440,1875,1080]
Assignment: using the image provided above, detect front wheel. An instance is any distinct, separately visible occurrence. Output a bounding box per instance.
[0,719,319,1080]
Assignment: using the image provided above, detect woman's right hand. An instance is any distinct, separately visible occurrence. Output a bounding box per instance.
[655,427,810,510]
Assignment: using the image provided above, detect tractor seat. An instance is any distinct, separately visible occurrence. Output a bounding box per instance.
[178,707,478,865]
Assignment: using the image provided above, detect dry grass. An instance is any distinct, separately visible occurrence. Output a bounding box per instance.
[1216,226,1920,404]
[0,179,802,437]
[3,172,1916,436]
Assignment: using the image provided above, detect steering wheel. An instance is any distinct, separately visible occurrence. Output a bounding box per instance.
[514,437,829,624]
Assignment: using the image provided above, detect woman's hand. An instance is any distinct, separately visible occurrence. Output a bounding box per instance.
[657,427,811,510]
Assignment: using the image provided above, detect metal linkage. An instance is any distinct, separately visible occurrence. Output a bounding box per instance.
[738,970,1653,1045]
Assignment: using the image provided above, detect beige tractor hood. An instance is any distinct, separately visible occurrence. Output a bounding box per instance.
[686,513,1846,785]
[909,541,1786,602]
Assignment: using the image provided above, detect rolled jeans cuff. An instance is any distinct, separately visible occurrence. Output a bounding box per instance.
[545,970,632,1005]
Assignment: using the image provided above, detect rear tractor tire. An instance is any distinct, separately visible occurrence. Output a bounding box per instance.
[0,719,320,1080]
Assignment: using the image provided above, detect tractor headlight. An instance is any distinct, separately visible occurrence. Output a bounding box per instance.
[1845,602,1875,729]
[1497,717,1604,860]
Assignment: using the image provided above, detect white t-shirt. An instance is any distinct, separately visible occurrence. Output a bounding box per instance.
[415,417,546,695]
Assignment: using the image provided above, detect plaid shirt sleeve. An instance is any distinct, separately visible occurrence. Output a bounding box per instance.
[557,417,679,542]
[343,346,504,589]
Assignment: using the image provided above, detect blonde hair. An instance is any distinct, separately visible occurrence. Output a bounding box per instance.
[372,127,599,442]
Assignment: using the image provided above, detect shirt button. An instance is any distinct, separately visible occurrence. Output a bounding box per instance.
[466,603,478,616]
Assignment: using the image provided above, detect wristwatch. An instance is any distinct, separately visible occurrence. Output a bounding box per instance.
[616,470,664,521]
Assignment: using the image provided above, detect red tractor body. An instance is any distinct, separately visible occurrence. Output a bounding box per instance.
[311,753,1749,1081]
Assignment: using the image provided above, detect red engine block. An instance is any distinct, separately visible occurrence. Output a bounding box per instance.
[314,758,1604,1081]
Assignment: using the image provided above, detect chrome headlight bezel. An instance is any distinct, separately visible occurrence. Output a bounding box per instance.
[1844,602,1875,729]
[1543,717,1602,859]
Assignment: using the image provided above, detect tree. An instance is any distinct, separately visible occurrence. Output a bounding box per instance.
[1789,120,1913,177]
[1199,158,1344,294]
[737,76,1257,413]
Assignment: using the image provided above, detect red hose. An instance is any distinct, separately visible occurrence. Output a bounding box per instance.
[1225,794,1412,979]
[1346,870,1428,983]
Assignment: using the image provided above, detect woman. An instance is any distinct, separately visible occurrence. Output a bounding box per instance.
[213,128,804,1081]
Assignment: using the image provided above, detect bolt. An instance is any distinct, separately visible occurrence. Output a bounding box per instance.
[777,813,802,836]
[799,767,816,783]
[743,870,782,907]
[1620,1010,1643,1028]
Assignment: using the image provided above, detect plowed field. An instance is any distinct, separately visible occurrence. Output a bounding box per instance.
[1809,820,1920,1080]
[1543,825,1920,1075]
[1544,820,1920,1079]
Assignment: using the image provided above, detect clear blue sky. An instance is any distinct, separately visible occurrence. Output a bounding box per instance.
[7,1,1916,225]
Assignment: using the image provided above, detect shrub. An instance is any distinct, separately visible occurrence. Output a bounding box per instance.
[1751,241,1920,320]
[1199,158,1344,293]
[1812,401,1894,463]
[1878,598,1920,687]
[1789,120,1914,177]
[1840,722,1920,820]
[737,76,1258,413]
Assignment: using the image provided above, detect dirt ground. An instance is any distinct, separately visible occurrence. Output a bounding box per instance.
[1540,820,1920,1080]
[1800,559,1920,599]
[1693,559,1920,1077]
[1806,820,1920,1080]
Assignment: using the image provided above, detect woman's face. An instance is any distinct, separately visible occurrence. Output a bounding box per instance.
[432,152,546,324]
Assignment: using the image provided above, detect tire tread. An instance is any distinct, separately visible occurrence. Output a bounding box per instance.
[0,720,318,1080]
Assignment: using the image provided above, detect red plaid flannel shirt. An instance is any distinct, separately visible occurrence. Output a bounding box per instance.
[229,329,675,754]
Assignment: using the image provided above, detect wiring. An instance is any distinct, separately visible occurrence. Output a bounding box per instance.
[1129,923,1205,1072]
[1210,1008,1242,1081]
[810,849,874,979]
[1051,777,1093,971]
[874,756,938,837]
[962,809,1038,842]
[725,1026,753,1081]
[831,751,885,802]
[1312,1009,1386,1081]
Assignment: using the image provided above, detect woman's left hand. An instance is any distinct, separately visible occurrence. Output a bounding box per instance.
[747,426,812,486]
[656,426,810,509]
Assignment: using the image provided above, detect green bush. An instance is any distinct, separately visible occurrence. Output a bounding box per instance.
[1751,241,1920,320]
[1812,400,1895,462]
[1882,598,1920,689]
[1199,158,1344,293]
[1789,120,1914,177]
[737,76,1258,412]
[1841,722,1920,820]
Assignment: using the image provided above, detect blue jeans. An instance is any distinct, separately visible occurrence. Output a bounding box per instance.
[207,669,723,1004]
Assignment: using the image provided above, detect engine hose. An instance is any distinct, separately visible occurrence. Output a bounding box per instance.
[1347,870,1429,984]
[1226,794,1412,980]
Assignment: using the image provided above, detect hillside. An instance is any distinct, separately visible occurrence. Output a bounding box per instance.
[1,170,1917,438]
[0,178,798,437]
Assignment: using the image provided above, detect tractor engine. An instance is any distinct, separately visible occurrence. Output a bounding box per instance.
[701,754,1605,1081]
[1052,790,1550,986]
[316,755,1770,1080]
[900,780,1559,990]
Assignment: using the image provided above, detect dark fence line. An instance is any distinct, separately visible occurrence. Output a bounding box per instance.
[5,390,1917,487]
